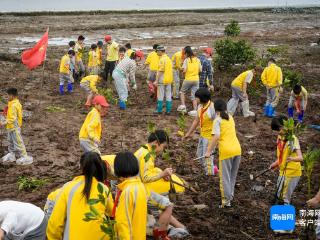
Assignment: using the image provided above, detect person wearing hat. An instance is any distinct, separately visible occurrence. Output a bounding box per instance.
[112,50,144,110]
[79,95,109,154]
[199,48,214,90]
[227,67,258,117]
[154,46,173,114]
[104,35,119,84]
[171,48,184,100]
[74,35,85,81]
[96,40,103,73]
[145,44,161,99]
[87,44,99,75]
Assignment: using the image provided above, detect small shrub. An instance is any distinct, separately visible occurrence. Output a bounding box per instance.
[283,69,302,89]
[214,39,255,69]
[17,176,48,191]
[98,88,117,105]
[177,113,186,137]
[304,148,320,198]
[224,20,241,37]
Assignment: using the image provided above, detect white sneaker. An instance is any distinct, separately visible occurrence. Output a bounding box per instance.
[188,110,197,117]
[177,105,187,113]
[2,152,16,163]
[16,156,33,165]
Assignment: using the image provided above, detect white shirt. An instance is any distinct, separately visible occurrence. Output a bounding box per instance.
[0,201,44,240]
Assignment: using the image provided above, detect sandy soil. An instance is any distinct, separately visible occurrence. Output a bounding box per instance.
[0,9,319,239]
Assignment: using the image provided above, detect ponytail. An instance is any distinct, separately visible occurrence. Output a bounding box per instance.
[80,152,107,201]
[214,99,229,121]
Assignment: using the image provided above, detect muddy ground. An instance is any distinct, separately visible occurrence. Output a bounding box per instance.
[0,9,320,240]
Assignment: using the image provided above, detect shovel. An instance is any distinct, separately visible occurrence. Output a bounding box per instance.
[249,168,272,181]
[192,152,216,162]
[170,178,197,193]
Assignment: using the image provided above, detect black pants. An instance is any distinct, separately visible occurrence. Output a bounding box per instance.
[104,61,116,80]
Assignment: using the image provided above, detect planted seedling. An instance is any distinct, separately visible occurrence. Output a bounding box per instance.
[17,176,48,192]
[83,183,116,240]
[303,148,320,199]
[98,88,117,105]
[177,113,186,137]
[45,105,66,112]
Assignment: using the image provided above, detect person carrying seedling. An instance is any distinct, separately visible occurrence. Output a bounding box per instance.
[198,48,214,90]
[112,50,144,110]
[154,46,173,115]
[0,88,33,165]
[59,49,75,95]
[184,88,217,175]
[96,40,103,71]
[125,42,133,57]
[134,130,185,195]
[269,115,303,205]
[80,74,103,108]
[104,35,119,83]
[145,44,160,99]
[227,67,258,117]
[307,189,320,239]
[205,99,241,208]
[87,43,99,75]
[118,46,127,63]
[177,46,202,117]
[171,48,184,100]
[74,35,86,80]
[261,58,283,117]
[47,152,114,240]
[79,95,109,154]
[288,84,308,123]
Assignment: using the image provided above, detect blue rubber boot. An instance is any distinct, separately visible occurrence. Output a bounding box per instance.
[59,85,64,95]
[298,110,304,123]
[67,83,73,93]
[166,101,172,114]
[264,104,270,116]
[119,100,126,110]
[156,100,163,113]
[288,107,294,118]
[268,106,276,118]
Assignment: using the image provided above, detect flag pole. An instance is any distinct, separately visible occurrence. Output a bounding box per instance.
[40,27,49,89]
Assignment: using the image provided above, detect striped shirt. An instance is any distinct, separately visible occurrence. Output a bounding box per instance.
[115,56,137,84]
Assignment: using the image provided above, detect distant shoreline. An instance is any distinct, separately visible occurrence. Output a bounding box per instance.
[1,6,319,16]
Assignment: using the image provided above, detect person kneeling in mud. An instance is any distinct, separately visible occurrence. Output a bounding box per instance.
[101,153,189,240]
[205,99,241,208]
[269,115,303,205]
[184,88,218,175]
[112,50,144,110]
[80,74,103,108]
[134,130,186,196]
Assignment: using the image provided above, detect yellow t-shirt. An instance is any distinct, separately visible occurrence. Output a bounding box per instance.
[291,86,308,101]
[212,115,241,161]
[145,51,160,71]
[171,51,183,70]
[126,49,134,58]
[183,57,201,81]
[6,98,22,130]
[197,101,215,140]
[88,50,98,68]
[261,63,283,88]
[80,75,100,93]
[106,41,119,61]
[277,136,302,177]
[96,48,102,65]
[231,70,254,89]
[158,54,173,85]
[74,42,83,62]
[59,54,70,74]
[79,108,101,142]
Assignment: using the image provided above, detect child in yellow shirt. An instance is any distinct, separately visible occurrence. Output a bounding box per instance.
[88,44,99,75]
[288,84,308,123]
[80,75,102,107]
[1,88,33,165]
[96,40,103,70]
[145,44,160,99]
[269,115,303,204]
[59,49,75,95]
[79,95,109,154]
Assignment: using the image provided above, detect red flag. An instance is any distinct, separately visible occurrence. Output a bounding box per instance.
[21,29,48,70]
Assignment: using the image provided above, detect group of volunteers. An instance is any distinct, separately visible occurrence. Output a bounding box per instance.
[0,32,317,240]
